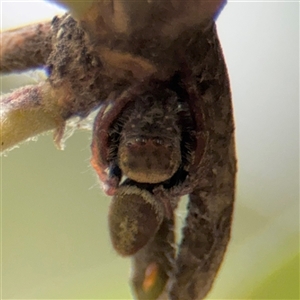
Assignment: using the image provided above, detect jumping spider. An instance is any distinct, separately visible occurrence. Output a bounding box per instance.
[1,1,236,299]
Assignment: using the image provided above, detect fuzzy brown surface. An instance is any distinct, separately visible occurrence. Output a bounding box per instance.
[1,3,236,299]
[0,22,52,73]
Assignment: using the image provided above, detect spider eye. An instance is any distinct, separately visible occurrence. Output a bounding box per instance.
[153,137,163,146]
[134,137,147,145]
[108,185,164,256]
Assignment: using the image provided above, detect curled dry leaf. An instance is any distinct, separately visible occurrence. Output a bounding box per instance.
[1,1,236,299]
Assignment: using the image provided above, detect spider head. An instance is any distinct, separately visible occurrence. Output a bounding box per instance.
[117,94,182,183]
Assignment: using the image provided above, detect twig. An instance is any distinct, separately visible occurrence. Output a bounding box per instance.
[0,21,52,73]
[0,82,65,151]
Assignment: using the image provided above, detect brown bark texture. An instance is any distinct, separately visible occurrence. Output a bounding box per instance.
[0,22,52,73]
[0,1,236,299]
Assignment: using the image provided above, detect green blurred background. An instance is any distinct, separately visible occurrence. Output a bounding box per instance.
[1,1,299,299]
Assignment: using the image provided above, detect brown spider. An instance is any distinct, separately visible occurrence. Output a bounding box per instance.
[1,1,236,299]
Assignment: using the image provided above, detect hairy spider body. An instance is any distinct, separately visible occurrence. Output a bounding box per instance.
[116,90,183,184]
[90,78,199,197]
[91,79,200,266]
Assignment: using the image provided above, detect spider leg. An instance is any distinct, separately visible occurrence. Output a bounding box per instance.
[0,21,52,73]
